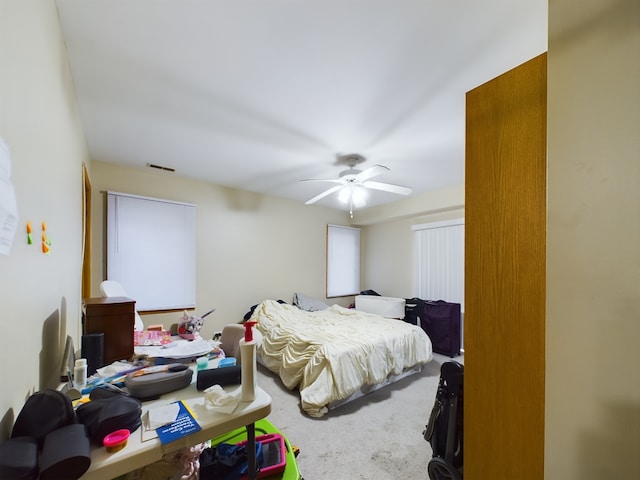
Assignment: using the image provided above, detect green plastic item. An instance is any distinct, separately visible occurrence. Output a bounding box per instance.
[209,418,302,480]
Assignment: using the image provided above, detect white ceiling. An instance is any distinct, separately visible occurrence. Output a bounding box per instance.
[56,0,547,211]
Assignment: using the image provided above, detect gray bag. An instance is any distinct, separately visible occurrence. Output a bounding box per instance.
[124,366,193,400]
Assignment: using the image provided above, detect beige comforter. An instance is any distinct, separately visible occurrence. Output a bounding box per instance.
[251,299,433,417]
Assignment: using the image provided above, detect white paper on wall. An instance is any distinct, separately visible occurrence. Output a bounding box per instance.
[0,137,19,256]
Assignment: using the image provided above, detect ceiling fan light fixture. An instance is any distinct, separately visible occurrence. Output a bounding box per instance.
[351,185,367,208]
[338,184,367,208]
[338,187,351,204]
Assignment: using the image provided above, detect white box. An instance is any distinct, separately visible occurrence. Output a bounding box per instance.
[355,296,406,319]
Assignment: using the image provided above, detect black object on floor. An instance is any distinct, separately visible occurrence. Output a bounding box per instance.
[424,360,464,480]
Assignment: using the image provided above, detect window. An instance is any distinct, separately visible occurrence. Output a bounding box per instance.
[326,224,360,297]
[106,191,196,311]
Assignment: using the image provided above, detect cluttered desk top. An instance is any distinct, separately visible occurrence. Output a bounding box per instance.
[77,336,271,480]
[81,380,271,480]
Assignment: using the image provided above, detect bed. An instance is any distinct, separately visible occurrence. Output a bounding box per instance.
[249,299,433,417]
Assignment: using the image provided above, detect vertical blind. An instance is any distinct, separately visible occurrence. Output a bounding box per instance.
[107,191,196,311]
[326,224,360,297]
[412,219,465,310]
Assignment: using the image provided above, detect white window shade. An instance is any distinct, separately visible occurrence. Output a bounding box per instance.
[107,191,196,311]
[326,224,360,297]
[413,219,464,309]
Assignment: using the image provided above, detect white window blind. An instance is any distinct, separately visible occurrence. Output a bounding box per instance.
[412,219,465,310]
[326,224,360,297]
[107,191,196,311]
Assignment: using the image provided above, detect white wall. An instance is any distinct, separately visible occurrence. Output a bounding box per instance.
[0,0,89,434]
[89,160,353,338]
[546,0,640,478]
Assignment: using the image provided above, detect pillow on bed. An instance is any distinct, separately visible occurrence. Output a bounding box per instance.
[292,293,329,312]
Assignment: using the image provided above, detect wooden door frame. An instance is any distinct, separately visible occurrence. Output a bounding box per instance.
[82,163,92,299]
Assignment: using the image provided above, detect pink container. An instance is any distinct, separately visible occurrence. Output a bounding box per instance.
[103,429,130,453]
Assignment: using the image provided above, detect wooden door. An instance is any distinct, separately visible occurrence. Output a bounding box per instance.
[464,53,547,479]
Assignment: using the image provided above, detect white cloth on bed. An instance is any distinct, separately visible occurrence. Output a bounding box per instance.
[251,299,432,417]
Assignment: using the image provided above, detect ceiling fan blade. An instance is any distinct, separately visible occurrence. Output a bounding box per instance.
[300,178,344,185]
[305,185,344,205]
[362,181,412,196]
[354,164,389,182]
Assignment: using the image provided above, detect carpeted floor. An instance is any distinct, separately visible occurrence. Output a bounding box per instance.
[258,353,463,480]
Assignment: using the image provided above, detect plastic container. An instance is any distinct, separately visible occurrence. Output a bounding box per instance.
[240,322,257,401]
[196,356,209,370]
[236,433,286,478]
[74,358,88,389]
[219,357,236,368]
[103,429,130,453]
[210,418,301,480]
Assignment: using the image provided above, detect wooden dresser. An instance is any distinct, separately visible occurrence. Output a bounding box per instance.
[82,297,135,365]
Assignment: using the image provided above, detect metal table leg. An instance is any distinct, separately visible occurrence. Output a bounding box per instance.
[247,422,257,480]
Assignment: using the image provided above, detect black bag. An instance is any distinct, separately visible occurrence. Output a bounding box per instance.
[11,389,76,448]
[424,361,464,480]
[359,289,381,296]
[200,441,264,480]
[404,297,424,326]
[76,385,142,443]
[421,300,461,357]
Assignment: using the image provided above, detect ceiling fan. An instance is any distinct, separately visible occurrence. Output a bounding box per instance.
[302,154,412,215]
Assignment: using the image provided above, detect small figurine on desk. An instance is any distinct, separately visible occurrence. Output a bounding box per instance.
[177,308,214,340]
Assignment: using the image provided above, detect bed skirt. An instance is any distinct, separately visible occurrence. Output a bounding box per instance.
[327,364,423,411]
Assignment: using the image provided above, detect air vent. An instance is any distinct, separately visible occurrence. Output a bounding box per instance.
[147,163,175,173]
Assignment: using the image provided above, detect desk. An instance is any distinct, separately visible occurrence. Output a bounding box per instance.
[80,377,272,479]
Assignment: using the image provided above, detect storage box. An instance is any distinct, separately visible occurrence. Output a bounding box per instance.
[134,330,172,346]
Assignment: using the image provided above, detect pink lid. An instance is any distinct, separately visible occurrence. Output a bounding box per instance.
[103,429,130,447]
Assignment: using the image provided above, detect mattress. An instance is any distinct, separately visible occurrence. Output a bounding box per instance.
[355,295,406,319]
